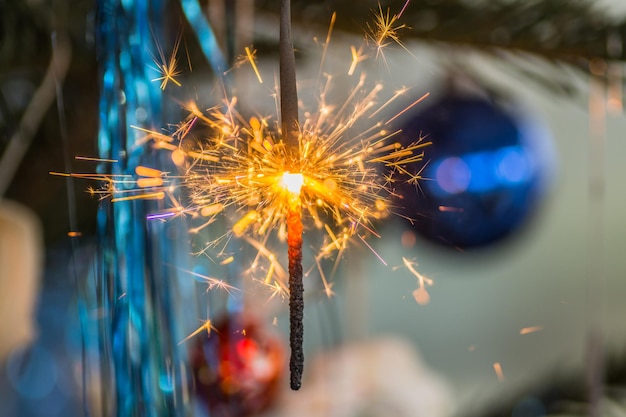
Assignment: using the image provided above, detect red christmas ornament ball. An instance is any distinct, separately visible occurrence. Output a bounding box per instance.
[191,313,284,417]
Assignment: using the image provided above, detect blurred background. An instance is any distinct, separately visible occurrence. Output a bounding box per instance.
[1,0,626,416]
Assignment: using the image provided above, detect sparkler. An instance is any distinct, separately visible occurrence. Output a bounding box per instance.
[66,0,430,392]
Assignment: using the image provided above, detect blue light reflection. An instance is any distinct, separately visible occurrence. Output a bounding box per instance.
[429,145,535,196]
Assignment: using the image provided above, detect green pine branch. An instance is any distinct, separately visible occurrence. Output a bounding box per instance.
[256,0,626,69]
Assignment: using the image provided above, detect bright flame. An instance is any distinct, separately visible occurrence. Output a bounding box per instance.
[280,172,304,194]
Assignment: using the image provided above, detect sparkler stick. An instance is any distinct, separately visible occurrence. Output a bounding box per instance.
[286,183,304,390]
[279,0,299,151]
[279,0,305,391]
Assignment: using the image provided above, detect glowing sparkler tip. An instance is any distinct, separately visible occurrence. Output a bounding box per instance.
[280,172,304,194]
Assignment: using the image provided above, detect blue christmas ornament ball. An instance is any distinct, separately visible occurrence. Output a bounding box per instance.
[394,92,554,248]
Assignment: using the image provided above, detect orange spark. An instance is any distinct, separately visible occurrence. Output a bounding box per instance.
[137,177,164,188]
[348,45,368,76]
[439,206,464,213]
[245,46,263,84]
[179,268,239,295]
[493,362,505,381]
[402,257,433,305]
[75,156,118,163]
[111,191,165,203]
[135,165,163,178]
[178,319,218,345]
[151,32,183,90]
[366,0,412,62]
[385,92,430,125]
[520,326,544,335]
[317,12,337,83]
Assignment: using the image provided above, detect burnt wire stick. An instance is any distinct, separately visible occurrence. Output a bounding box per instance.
[279,0,304,390]
[287,198,304,390]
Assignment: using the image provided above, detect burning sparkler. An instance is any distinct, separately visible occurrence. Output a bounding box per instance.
[278,0,306,390]
[63,0,430,391]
